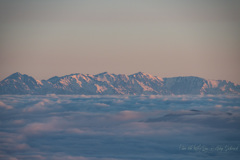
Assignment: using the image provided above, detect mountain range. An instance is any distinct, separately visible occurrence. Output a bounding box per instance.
[0,72,239,95]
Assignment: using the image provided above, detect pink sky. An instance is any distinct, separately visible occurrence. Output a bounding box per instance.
[0,0,240,83]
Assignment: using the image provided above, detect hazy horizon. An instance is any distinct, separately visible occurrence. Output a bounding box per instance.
[1,0,240,83]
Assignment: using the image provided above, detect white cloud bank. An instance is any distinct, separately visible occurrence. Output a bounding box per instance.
[0,95,240,160]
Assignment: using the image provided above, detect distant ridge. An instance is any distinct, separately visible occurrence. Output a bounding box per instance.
[0,72,239,95]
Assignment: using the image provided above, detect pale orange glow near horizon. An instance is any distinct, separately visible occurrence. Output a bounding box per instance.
[0,0,240,84]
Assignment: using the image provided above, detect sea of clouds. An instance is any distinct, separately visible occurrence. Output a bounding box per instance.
[0,95,240,160]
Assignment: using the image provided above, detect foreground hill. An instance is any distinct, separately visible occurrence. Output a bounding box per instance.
[0,72,239,95]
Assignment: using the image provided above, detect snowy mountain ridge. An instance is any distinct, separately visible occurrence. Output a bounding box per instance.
[0,72,239,95]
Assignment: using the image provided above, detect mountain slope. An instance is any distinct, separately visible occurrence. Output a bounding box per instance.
[0,72,239,95]
[0,72,43,94]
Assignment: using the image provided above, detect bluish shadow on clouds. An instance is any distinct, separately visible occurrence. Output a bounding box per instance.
[0,95,240,160]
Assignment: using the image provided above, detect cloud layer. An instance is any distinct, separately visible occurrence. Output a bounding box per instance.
[0,95,240,160]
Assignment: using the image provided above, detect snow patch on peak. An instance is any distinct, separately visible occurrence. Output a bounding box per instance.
[95,72,116,83]
[94,84,107,93]
[201,83,208,92]
[60,78,70,86]
[131,72,160,81]
[36,80,43,85]
[143,73,156,80]
[77,74,91,83]
[96,76,109,82]
[71,75,78,79]
[156,76,163,81]
[221,85,226,91]
[137,81,154,91]
[208,80,219,88]
[71,75,82,87]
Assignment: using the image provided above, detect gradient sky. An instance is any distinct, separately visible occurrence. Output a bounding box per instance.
[0,0,240,83]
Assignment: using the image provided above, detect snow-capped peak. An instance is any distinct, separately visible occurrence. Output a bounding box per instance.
[0,72,239,95]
